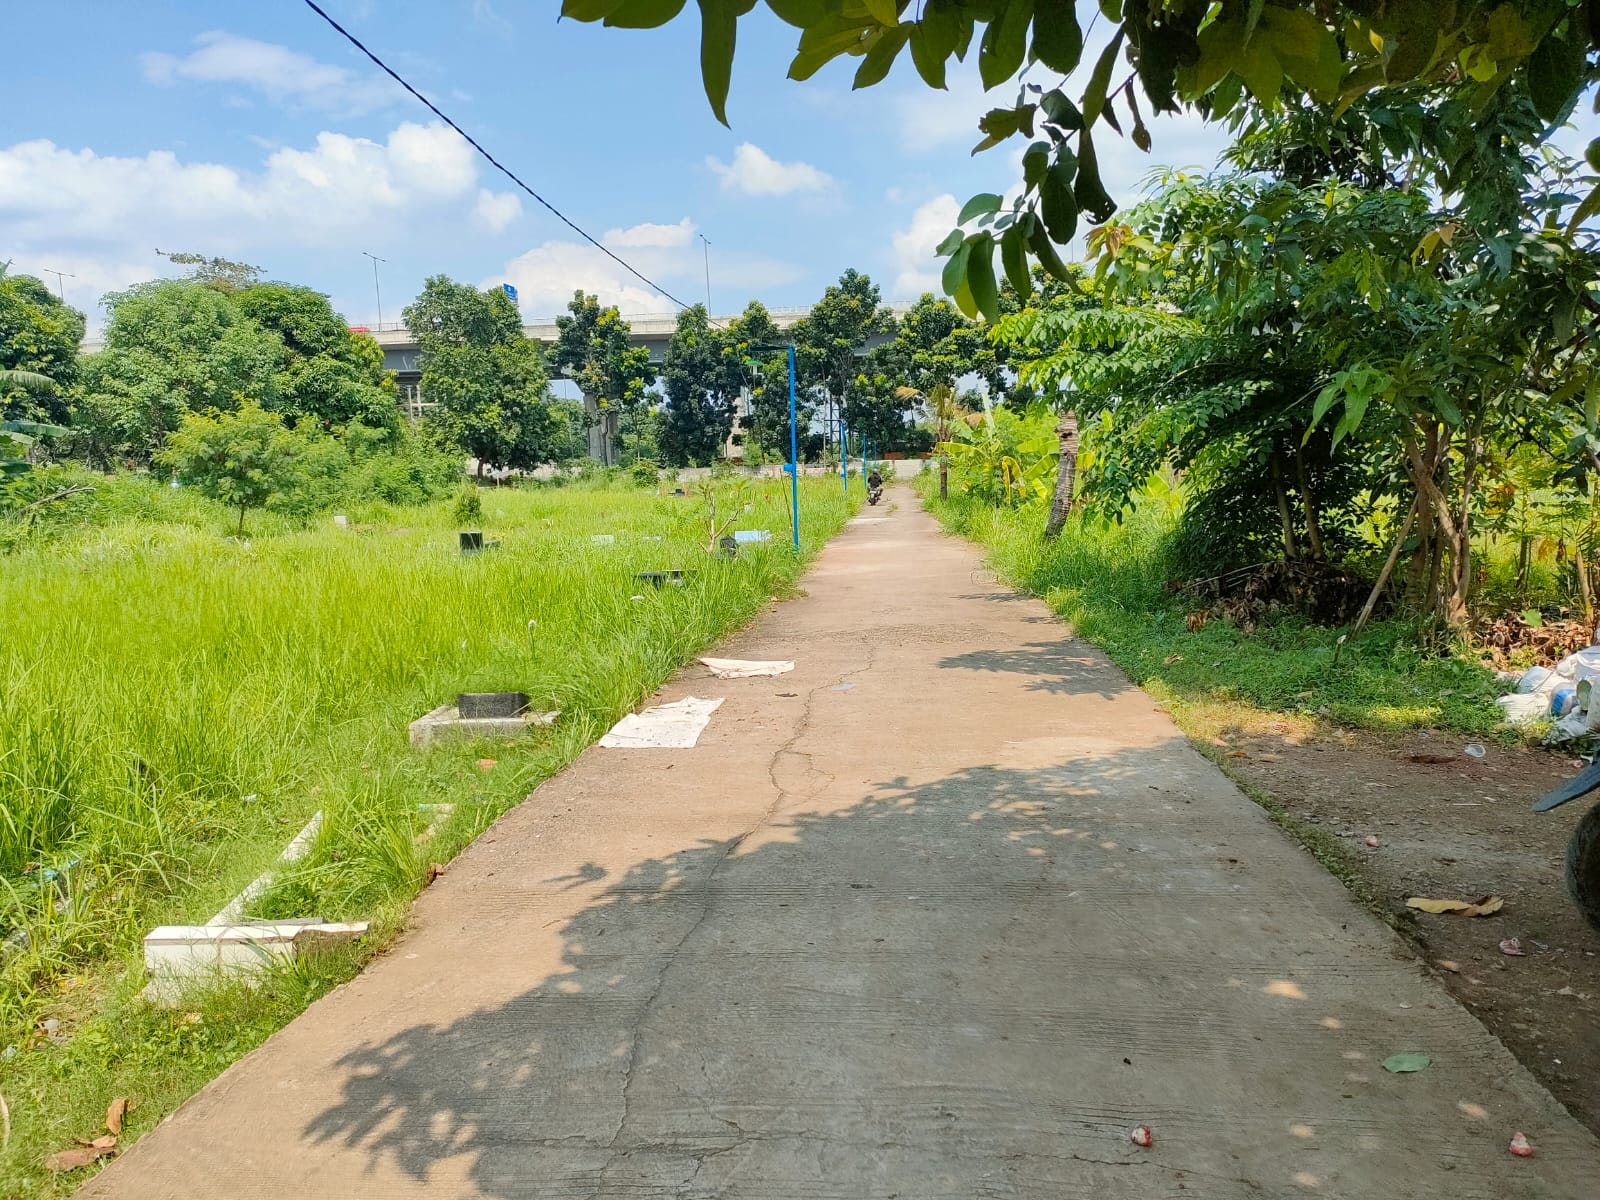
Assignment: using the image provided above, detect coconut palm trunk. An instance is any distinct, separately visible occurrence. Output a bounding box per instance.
[1043,407,1079,541]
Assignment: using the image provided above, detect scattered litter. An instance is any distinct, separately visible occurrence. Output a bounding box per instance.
[631,594,646,601]
[699,657,795,678]
[831,682,856,692]
[1406,896,1505,917]
[776,691,798,698]
[732,530,771,544]
[590,534,615,545]
[1496,693,1548,724]
[1130,1125,1154,1147]
[1499,938,1526,957]
[1509,1132,1534,1157]
[333,514,348,528]
[599,697,724,749]
[476,758,497,772]
[1365,835,1380,848]
[40,1017,64,1045]
[1162,654,1183,665]
[1382,1053,1431,1073]
[1463,743,1487,759]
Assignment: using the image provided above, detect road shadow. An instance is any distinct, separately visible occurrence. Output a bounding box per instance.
[303,747,1235,1196]
[937,640,1130,699]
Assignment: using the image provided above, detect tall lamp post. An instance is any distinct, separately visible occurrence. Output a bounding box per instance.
[362,250,386,327]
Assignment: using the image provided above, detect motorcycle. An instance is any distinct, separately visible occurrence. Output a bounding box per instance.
[1534,761,1600,932]
[867,478,883,506]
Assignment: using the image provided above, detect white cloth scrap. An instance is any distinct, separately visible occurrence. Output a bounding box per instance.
[600,697,724,749]
[699,657,794,678]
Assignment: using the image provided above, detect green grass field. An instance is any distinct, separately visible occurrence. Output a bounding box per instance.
[918,480,1508,736]
[0,473,855,1196]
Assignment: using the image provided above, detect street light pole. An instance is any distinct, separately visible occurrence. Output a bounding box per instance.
[789,343,799,550]
[40,268,74,303]
[362,251,386,327]
[699,233,712,313]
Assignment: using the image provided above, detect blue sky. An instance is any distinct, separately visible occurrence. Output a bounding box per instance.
[0,1,1243,332]
[3,3,1595,334]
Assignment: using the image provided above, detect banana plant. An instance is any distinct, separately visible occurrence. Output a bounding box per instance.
[1,370,67,475]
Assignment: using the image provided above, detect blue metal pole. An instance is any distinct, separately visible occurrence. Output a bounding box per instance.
[861,435,867,482]
[841,425,848,495]
[788,344,799,550]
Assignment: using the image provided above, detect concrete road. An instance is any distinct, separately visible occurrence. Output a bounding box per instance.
[86,488,1600,1198]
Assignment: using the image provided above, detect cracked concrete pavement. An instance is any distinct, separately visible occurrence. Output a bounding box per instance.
[84,487,1600,1198]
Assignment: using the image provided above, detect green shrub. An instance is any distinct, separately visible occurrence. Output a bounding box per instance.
[630,458,661,487]
[451,482,483,526]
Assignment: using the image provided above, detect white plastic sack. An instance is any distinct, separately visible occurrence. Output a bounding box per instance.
[1553,646,1600,689]
[699,657,794,678]
[599,697,724,749]
[1497,693,1549,726]
[1515,666,1554,694]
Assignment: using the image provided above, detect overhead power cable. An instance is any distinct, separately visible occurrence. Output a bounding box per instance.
[300,0,700,313]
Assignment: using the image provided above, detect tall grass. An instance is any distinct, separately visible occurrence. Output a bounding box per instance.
[0,475,853,1194]
[920,480,1506,734]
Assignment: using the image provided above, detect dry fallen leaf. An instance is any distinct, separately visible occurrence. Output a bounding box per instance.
[1162,654,1183,665]
[105,1097,128,1136]
[46,1140,115,1172]
[1407,896,1505,917]
[475,758,497,772]
[1438,959,1462,973]
[424,863,446,886]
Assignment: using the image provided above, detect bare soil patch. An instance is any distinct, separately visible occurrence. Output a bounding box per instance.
[1216,725,1600,1132]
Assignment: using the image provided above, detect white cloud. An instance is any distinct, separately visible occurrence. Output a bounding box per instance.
[706,143,834,196]
[890,193,960,297]
[142,31,403,114]
[0,122,487,252]
[0,121,515,329]
[603,218,696,249]
[474,188,522,233]
[485,218,806,319]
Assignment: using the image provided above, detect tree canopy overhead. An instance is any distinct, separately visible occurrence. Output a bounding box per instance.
[565,0,1600,320]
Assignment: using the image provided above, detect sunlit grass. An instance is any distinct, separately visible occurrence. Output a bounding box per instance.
[0,474,854,1195]
[918,479,1506,736]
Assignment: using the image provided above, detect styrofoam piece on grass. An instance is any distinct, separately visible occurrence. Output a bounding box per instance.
[207,811,323,927]
[591,534,616,545]
[699,657,794,678]
[600,697,724,749]
[410,704,559,748]
[142,920,367,1006]
[732,529,771,544]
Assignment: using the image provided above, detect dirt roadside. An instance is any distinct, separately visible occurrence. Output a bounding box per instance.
[1215,723,1600,1133]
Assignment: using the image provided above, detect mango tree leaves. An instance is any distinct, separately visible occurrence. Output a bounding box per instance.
[698,0,758,124]
[567,0,1600,307]
[1031,0,1081,74]
[854,26,910,88]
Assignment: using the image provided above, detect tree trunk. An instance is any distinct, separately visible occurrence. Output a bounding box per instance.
[1351,498,1419,640]
[939,459,948,500]
[1268,451,1300,560]
[1043,408,1079,541]
[238,502,248,536]
[1402,422,1472,629]
[1293,446,1326,561]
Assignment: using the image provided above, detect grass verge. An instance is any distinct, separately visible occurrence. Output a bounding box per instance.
[0,474,856,1196]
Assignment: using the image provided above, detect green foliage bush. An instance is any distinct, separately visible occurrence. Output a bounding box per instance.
[630,458,661,487]
[451,483,483,527]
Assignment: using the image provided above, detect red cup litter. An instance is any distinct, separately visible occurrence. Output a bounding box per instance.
[1509,1132,1534,1157]
[1130,1126,1154,1148]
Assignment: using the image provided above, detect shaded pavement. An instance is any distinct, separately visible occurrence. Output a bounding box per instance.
[85,488,1600,1198]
